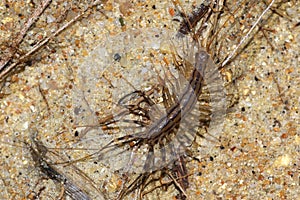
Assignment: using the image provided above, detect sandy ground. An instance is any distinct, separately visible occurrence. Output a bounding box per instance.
[0,0,299,199]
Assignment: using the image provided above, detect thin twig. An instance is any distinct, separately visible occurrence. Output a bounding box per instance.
[166,171,189,199]
[221,0,275,67]
[0,0,52,71]
[0,0,104,82]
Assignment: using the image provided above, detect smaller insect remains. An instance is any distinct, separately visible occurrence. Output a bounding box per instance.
[26,134,93,200]
[177,0,211,35]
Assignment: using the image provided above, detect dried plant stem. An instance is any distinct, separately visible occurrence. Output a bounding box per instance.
[0,0,52,71]
[221,0,275,67]
[0,0,103,82]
